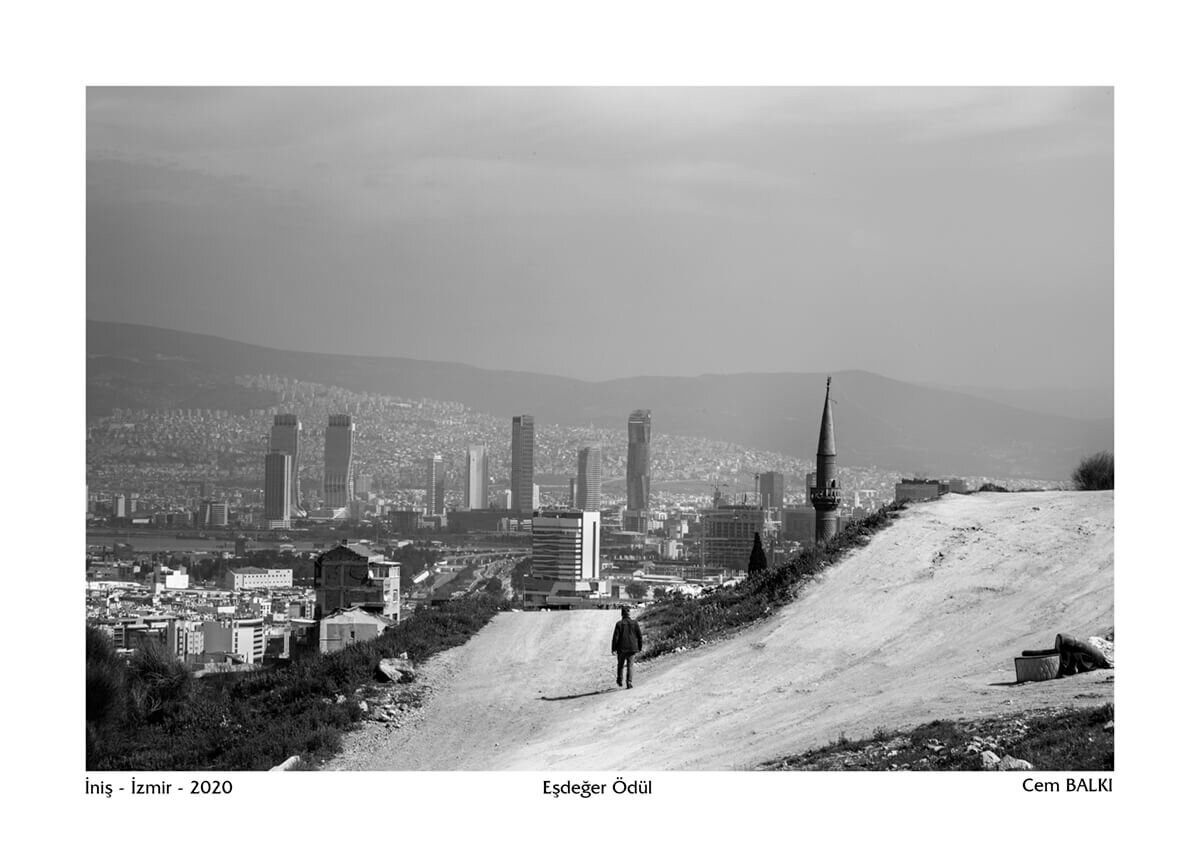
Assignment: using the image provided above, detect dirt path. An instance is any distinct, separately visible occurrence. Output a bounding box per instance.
[327,491,1113,771]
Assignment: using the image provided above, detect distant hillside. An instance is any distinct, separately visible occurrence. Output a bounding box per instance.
[934,384,1114,421]
[86,321,1112,480]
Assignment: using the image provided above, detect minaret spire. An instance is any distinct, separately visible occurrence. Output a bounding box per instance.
[817,376,836,457]
[811,375,841,545]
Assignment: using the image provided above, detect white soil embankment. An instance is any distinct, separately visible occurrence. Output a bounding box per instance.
[327,490,1113,771]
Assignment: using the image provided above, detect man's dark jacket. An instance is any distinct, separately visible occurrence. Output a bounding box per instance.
[612,617,643,654]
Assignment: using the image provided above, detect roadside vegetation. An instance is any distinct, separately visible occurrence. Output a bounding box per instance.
[1072,451,1114,491]
[758,703,1114,771]
[86,594,507,771]
[639,504,902,659]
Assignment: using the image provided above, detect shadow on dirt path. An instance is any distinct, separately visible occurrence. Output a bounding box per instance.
[540,687,622,701]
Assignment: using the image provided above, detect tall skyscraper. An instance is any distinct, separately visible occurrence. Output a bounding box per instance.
[576,445,602,511]
[323,415,354,508]
[810,377,841,544]
[270,414,301,511]
[760,471,786,509]
[264,451,292,526]
[626,409,652,511]
[511,415,535,514]
[425,455,446,515]
[464,444,489,510]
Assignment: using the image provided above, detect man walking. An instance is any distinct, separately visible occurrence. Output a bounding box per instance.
[612,606,643,689]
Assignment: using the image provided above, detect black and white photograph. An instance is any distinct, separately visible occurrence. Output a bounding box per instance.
[84,85,1115,773]
[14,1,1195,852]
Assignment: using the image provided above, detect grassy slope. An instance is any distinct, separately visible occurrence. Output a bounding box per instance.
[639,504,900,659]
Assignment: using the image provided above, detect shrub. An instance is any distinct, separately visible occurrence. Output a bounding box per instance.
[86,626,127,764]
[86,626,125,726]
[125,640,194,724]
[1072,451,1114,491]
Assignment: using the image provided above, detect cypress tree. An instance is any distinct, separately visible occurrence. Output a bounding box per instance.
[747,532,768,574]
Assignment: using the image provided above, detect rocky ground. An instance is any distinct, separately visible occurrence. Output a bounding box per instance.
[759,678,1114,771]
[318,649,466,767]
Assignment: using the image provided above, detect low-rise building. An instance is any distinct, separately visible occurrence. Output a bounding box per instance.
[225,566,294,591]
[319,607,392,654]
[201,617,265,664]
[895,478,949,503]
[314,542,404,621]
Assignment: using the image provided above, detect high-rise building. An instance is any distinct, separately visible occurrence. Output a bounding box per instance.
[576,445,602,511]
[760,471,786,509]
[197,500,229,528]
[530,510,601,583]
[270,414,301,512]
[324,415,354,508]
[810,377,841,544]
[425,455,446,515]
[700,505,780,571]
[264,451,293,527]
[510,415,535,514]
[464,445,489,510]
[626,409,652,511]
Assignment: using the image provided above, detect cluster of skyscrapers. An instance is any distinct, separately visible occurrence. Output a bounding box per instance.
[263,414,355,528]
[261,407,654,527]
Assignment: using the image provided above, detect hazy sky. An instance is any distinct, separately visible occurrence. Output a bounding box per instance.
[87,87,1112,389]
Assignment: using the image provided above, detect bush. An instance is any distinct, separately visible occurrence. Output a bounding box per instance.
[126,640,195,724]
[1072,451,1114,491]
[86,627,127,764]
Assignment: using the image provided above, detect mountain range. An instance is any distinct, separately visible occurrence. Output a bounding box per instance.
[86,321,1113,481]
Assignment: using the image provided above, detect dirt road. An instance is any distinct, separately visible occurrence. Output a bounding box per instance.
[326,490,1113,771]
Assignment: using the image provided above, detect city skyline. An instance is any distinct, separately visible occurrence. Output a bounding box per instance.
[86,87,1113,393]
